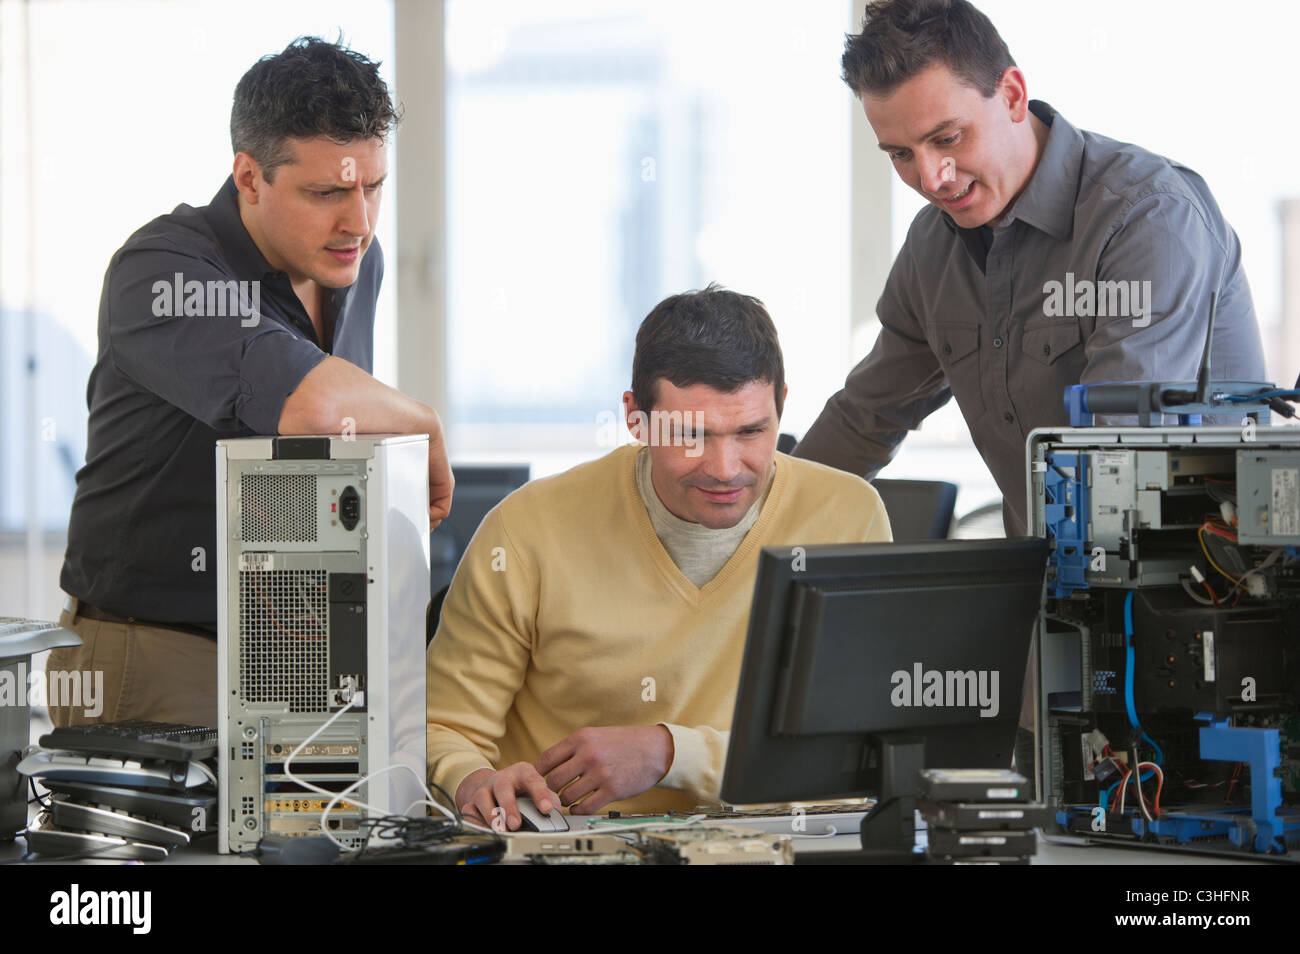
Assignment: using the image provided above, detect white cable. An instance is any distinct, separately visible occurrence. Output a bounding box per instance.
[281,699,361,850]
[319,763,448,842]
[1130,744,1153,822]
[403,798,441,817]
[1137,761,1163,820]
[1180,576,1216,606]
[458,817,497,835]
[280,698,442,850]
[1228,546,1287,599]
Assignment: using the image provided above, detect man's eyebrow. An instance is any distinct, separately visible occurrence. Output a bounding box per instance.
[302,173,389,190]
[673,418,772,436]
[876,118,962,152]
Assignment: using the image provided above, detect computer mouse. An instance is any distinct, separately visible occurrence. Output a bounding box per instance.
[514,796,568,832]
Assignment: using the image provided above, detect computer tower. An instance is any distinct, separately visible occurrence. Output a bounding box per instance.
[1028,425,1300,854]
[216,435,429,854]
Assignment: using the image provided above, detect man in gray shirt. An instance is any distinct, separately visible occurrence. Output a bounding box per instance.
[795,0,1266,535]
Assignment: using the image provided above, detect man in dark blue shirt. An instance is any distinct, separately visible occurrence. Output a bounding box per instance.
[52,38,452,727]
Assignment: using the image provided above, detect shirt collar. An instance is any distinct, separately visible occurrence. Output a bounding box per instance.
[201,176,282,280]
[997,100,1081,241]
[939,99,1081,250]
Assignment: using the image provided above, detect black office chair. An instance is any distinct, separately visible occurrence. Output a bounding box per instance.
[427,585,449,646]
[427,464,529,646]
[870,478,959,542]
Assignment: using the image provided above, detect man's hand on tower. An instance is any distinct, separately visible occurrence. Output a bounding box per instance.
[427,423,454,529]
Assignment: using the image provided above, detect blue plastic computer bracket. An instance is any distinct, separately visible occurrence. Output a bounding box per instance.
[1043,452,1090,598]
[1195,713,1286,853]
[1064,381,1275,428]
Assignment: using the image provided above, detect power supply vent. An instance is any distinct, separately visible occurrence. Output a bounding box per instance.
[241,474,318,543]
[238,569,328,712]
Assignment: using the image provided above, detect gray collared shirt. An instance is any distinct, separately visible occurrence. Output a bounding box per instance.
[60,176,381,631]
[795,101,1266,535]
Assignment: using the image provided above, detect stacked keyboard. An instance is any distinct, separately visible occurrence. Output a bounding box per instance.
[19,721,218,861]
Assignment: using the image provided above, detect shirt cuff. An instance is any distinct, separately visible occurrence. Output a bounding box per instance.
[658,723,724,800]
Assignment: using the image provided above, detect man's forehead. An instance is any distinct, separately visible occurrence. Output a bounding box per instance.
[278,136,388,176]
[863,63,982,140]
[652,379,777,421]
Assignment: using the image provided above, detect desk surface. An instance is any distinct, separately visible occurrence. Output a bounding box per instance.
[1,806,1272,865]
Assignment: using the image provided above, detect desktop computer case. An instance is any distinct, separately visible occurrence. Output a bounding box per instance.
[1027,425,1300,852]
[216,435,429,853]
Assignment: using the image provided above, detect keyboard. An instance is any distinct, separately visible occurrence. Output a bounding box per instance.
[40,721,218,762]
[0,617,63,636]
[0,617,80,654]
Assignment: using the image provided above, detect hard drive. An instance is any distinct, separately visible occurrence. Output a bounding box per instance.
[927,827,1038,857]
[918,799,1053,830]
[917,768,1030,803]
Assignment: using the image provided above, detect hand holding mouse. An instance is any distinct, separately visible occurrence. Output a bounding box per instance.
[455,762,562,832]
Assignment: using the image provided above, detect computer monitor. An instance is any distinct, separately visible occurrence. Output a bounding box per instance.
[430,464,530,596]
[720,538,1048,853]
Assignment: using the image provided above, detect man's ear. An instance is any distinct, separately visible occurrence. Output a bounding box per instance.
[622,390,647,442]
[997,66,1030,123]
[232,152,265,204]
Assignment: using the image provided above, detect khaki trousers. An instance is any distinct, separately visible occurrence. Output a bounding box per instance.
[45,600,218,728]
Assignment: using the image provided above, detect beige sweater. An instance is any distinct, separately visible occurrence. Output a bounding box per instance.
[425,444,891,814]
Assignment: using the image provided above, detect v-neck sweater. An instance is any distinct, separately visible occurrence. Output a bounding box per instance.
[425,443,891,815]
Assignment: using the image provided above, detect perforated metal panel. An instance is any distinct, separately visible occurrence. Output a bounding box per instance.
[241,474,318,543]
[238,569,328,712]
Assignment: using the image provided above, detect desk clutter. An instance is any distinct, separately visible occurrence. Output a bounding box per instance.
[254,801,876,864]
[18,721,217,861]
[255,814,798,865]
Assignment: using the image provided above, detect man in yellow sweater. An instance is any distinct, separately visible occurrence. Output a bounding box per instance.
[426,285,892,829]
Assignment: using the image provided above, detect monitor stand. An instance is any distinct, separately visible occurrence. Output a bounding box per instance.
[857,732,924,863]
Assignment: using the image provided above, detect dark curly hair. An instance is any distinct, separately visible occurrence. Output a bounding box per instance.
[231,36,401,181]
[632,284,785,418]
[842,0,1015,98]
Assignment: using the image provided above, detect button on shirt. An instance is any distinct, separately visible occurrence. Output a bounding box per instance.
[795,101,1266,535]
[61,176,382,631]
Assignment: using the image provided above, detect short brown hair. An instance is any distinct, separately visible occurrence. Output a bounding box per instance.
[842,0,1015,98]
[632,284,785,418]
[231,36,401,182]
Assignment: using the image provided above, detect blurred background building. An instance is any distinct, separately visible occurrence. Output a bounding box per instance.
[2,0,1296,618]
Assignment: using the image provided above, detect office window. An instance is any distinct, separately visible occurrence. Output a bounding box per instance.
[878,0,1300,520]
[0,0,396,534]
[0,1,395,619]
[445,1,852,476]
